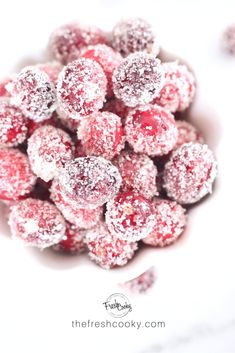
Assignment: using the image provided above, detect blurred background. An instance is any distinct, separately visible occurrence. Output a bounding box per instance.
[0,0,235,352]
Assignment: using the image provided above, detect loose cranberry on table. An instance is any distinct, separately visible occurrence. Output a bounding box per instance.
[163,143,217,204]
[0,101,28,147]
[9,198,66,248]
[50,179,103,229]
[113,151,158,199]
[57,58,107,120]
[223,23,235,54]
[105,191,156,241]
[111,17,160,57]
[0,148,36,201]
[112,52,163,107]
[153,62,196,113]
[48,22,107,64]
[124,104,178,156]
[27,125,74,182]
[77,111,125,160]
[57,156,122,208]
[122,267,157,294]
[142,198,186,247]
[84,221,138,269]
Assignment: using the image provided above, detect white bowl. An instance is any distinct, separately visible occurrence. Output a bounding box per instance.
[0,48,221,286]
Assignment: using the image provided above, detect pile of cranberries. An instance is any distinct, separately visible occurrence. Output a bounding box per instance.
[0,18,217,270]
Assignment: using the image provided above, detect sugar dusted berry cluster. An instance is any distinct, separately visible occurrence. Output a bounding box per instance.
[0,18,217,271]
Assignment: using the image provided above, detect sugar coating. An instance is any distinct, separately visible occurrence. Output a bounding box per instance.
[10,66,57,122]
[175,120,204,149]
[57,156,122,208]
[105,191,156,241]
[102,98,130,120]
[37,61,63,86]
[223,24,235,54]
[0,148,36,201]
[112,52,163,107]
[27,125,74,182]
[81,44,122,97]
[113,151,158,199]
[48,22,107,64]
[125,104,178,156]
[112,18,160,57]
[122,266,156,294]
[77,111,125,160]
[0,101,28,147]
[50,179,103,229]
[142,198,186,247]
[9,198,66,248]
[154,62,196,112]
[57,58,107,120]
[53,223,86,254]
[84,221,138,269]
[163,143,217,204]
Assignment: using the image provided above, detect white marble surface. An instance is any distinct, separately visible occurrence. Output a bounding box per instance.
[0,0,235,352]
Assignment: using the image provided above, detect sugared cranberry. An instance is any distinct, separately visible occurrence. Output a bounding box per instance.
[105,191,156,241]
[77,111,125,159]
[163,143,217,204]
[81,44,122,97]
[111,18,160,57]
[175,120,204,149]
[57,58,107,120]
[10,66,57,122]
[53,223,86,254]
[85,221,138,269]
[142,198,186,247]
[48,22,107,64]
[0,101,28,147]
[125,104,178,156]
[113,52,163,107]
[50,179,103,229]
[57,156,122,208]
[153,62,195,112]
[27,125,74,182]
[0,148,36,201]
[9,198,66,248]
[113,151,158,199]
